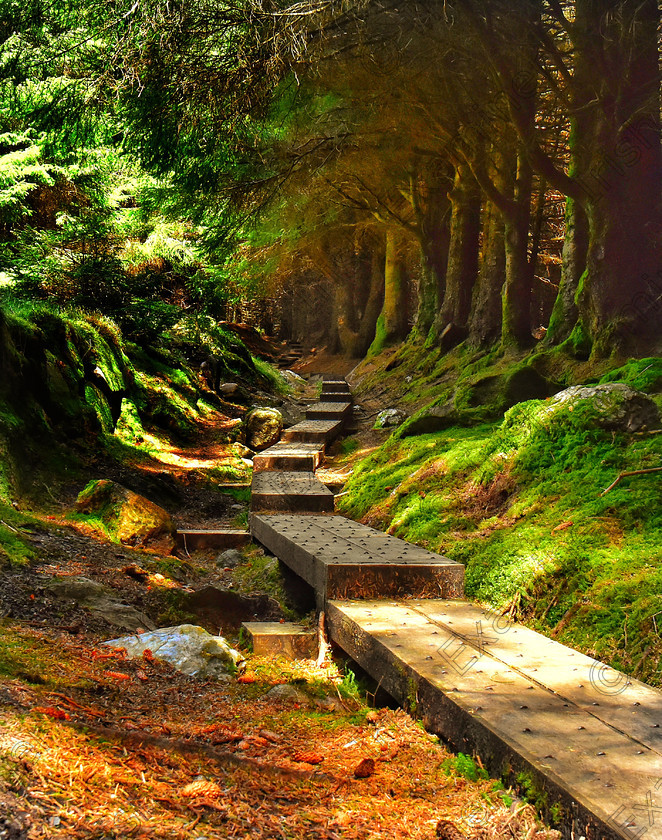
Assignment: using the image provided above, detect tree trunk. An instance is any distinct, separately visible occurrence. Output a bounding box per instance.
[468,199,505,347]
[502,155,534,348]
[573,0,662,355]
[414,165,452,336]
[382,227,409,342]
[433,163,481,345]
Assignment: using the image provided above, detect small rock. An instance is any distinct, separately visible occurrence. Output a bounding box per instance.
[219,382,239,396]
[244,408,283,451]
[265,684,312,705]
[106,624,243,680]
[234,444,254,459]
[282,370,306,390]
[374,408,407,429]
[230,504,244,511]
[43,576,155,632]
[217,549,243,569]
[353,757,376,778]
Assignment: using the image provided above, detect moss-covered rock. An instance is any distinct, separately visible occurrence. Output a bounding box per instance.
[75,479,176,554]
[244,408,283,450]
[541,383,660,433]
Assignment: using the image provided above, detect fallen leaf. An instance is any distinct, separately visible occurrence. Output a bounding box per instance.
[237,674,257,684]
[551,520,573,534]
[293,751,324,765]
[104,670,131,681]
[33,706,70,720]
[181,780,222,799]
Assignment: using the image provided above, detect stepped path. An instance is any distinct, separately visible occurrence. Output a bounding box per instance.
[198,374,662,840]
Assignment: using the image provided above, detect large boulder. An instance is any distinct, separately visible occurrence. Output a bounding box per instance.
[75,480,176,554]
[43,576,155,632]
[543,383,660,432]
[244,408,283,450]
[105,624,243,680]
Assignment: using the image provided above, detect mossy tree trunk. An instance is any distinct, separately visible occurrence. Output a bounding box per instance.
[432,163,481,345]
[468,199,505,347]
[412,164,452,336]
[502,150,534,349]
[381,227,410,343]
[572,0,662,355]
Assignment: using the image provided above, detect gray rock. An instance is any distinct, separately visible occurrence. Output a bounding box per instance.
[282,370,306,390]
[374,408,407,429]
[544,383,660,432]
[105,624,243,680]
[265,684,312,705]
[400,401,459,436]
[44,576,155,632]
[219,382,239,396]
[244,407,283,451]
[217,549,243,569]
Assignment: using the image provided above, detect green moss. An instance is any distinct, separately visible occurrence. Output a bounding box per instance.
[367,313,387,357]
[599,358,662,392]
[340,387,662,685]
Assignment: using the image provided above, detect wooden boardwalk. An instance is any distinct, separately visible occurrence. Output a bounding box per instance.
[238,374,662,840]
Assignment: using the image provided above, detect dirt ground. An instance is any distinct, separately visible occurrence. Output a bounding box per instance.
[0,358,558,839]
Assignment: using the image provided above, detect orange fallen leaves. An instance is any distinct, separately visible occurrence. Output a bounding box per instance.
[293,751,324,765]
[103,670,131,681]
[237,674,257,684]
[551,520,573,534]
[33,706,70,720]
[182,779,222,799]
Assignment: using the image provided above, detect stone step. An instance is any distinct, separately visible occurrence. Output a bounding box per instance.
[327,598,662,840]
[249,514,464,606]
[242,621,317,660]
[252,441,325,473]
[250,471,335,513]
[281,420,342,447]
[176,529,251,551]
[305,401,353,424]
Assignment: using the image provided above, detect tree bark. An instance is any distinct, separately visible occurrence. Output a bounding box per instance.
[382,227,409,343]
[573,0,662,355]
[433,163,481,345]
[468,199,505,346]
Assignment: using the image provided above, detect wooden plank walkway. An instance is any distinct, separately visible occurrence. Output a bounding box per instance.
[250,471,334,513]
[250,513,464,606]
[327,598,662,840]
[237,373,661,840]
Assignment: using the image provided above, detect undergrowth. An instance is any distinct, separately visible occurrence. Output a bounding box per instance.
[340,365,662,686]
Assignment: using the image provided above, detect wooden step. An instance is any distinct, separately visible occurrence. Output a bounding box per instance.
[327,598,662,840]
[249,514,464,607]
[250,471,335,513]
[321,381,350,394]
[252,441,325,473]
[176,529,251,551]
[242,621,317,660]
[305,401,352,424]
[281,420,342,447]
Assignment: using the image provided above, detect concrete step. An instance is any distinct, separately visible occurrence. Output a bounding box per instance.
[250,471,335,513]
[176,529,251,551]
[252,441,325,473]
[242,621,317,659]
[249,514,464,606]
[327,598,662,840]
[281,420,342,447]
[305,401,352,424]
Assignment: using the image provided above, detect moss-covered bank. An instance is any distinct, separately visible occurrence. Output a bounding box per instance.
[343,346,662,687]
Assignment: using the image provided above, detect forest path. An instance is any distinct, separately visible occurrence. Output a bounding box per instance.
[248,375,662,840]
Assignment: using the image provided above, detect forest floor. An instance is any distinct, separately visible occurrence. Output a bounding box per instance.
[0,367,558,840]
